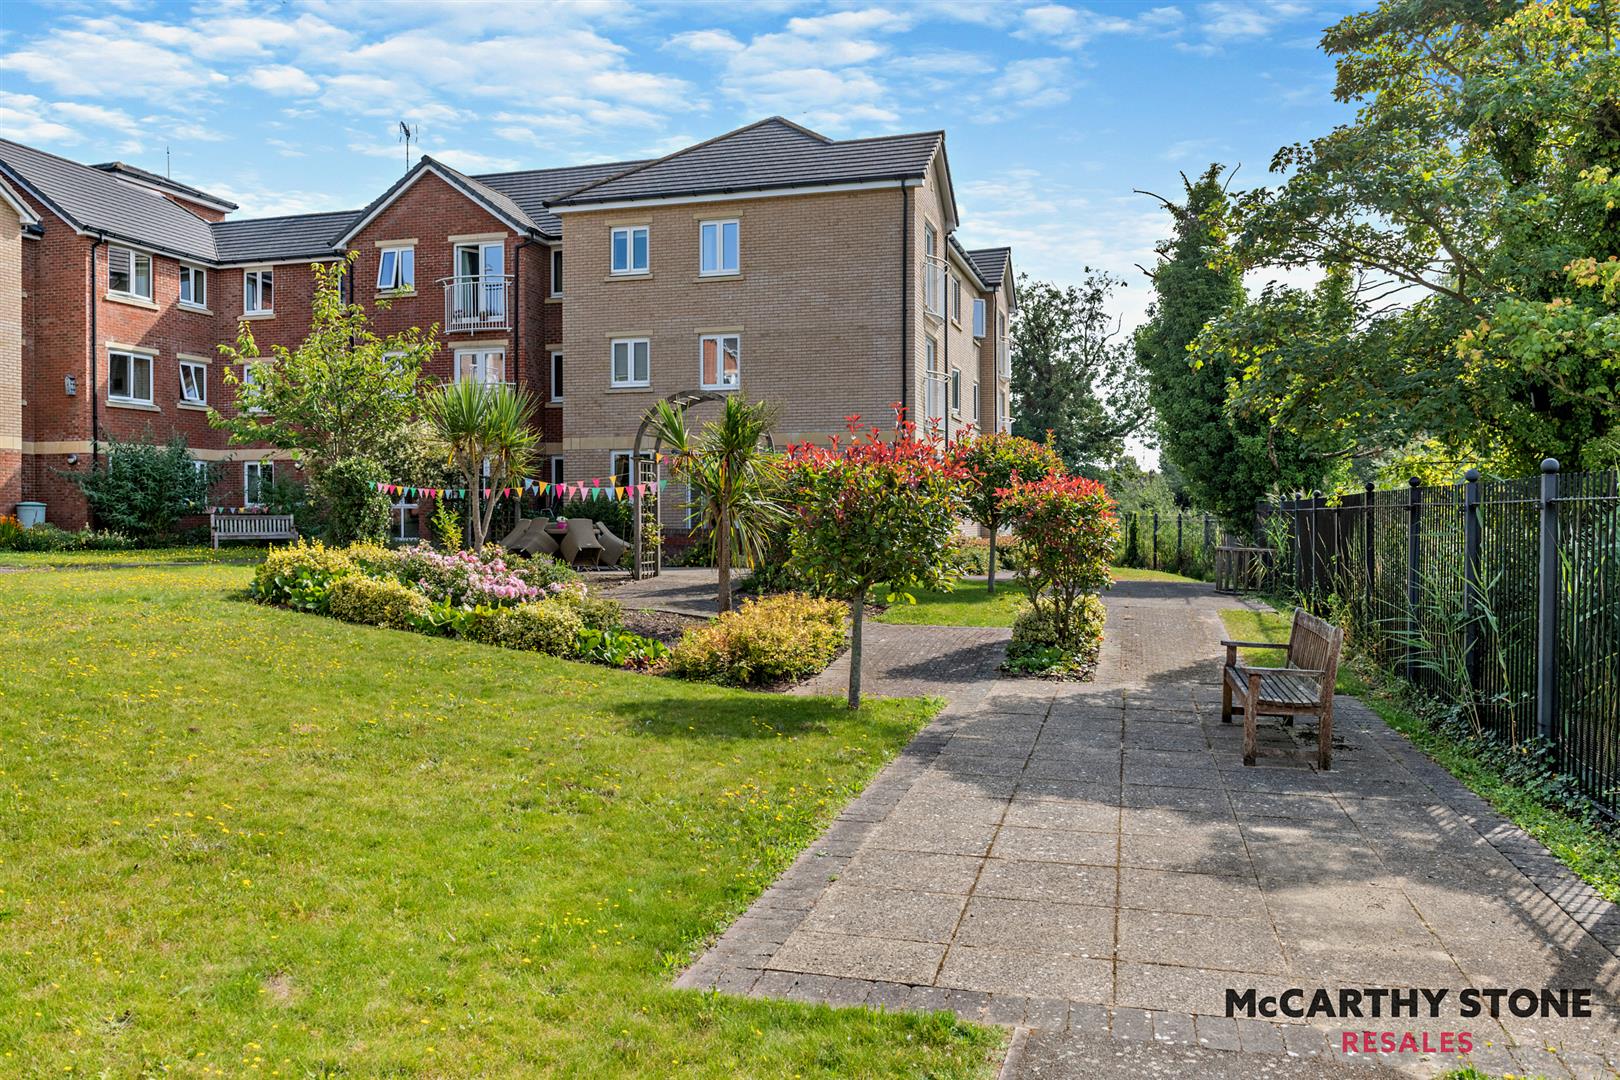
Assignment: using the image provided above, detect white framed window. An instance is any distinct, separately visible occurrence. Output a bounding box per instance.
[107,349,153,405]
[550,248,563,297]
[611,338,650,387]
[972,298,986,338]
[950,367,961,413]
[376,246,414,291]
[243,268,273,315]
[179,360,207,405]
[950,276,962,323]
[610,226,649,275]
[924,337,944,424]
[610,450,636,487]
[699,333,740,390]
[179,265,207,309]
[973,381,980,422]
[549,351,564,402]
[108,247,152,301]
[238,360,267,413]
[244,460,274,507]
[699,219,739,276]
[455,348,505,385]
[549,455,565,486]
[392,494,420,542]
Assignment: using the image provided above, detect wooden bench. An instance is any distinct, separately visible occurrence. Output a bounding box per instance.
[211,513,297,548]
[1221,607,1344,770]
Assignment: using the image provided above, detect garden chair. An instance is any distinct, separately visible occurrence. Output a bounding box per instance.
[594,522,629,567]
[500,518,542,550]
[560,517,604,567]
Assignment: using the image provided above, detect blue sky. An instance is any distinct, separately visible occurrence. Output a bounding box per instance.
[0,0,1353,333]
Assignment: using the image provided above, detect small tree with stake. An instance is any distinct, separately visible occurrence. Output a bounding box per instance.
[998,473,1119,649]
[949,432,1064,594]
[785,408,965,708]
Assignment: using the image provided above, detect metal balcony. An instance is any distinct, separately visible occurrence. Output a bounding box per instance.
[441,274,513,332]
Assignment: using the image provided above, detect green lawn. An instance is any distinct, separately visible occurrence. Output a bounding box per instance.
[0,565,1002,1077]
[1220,605,1620,904]
[875,568,1206,628]
[0,544,265,568]
[875,579,1027,626]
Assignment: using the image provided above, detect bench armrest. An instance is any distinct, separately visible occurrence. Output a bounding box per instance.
[1221,640,1289,650]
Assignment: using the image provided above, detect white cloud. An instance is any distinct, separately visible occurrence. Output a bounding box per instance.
[0,18,229,96]
[244,65,319,96]
[987,58,1073,114]
[0,92,81,145]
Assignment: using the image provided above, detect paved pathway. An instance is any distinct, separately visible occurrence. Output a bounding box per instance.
[679,579,1620,1078]
[592,566,744,617]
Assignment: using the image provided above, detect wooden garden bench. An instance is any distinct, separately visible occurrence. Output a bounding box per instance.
[1221,607,1344,770]
[210,513,296,548]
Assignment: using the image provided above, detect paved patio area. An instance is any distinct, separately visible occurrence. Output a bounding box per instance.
[679,579,1620,1078]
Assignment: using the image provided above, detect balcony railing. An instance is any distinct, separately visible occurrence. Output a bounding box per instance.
[924,369,948,430]
[441,274,512,332]
[922,255,947,323]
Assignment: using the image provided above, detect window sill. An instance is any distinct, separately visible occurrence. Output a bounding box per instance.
[604,272,652,283]
[105,291,158,310]
[240,311,274,321]
[697,272,742,282]
[607,385,653,393]
[546,399,563,407]
[107,399,160,412]
[700,384,739,393]
[177,401,210,412]
[178,302,213,315]
[547,294,562,303]
[376,289,416,299]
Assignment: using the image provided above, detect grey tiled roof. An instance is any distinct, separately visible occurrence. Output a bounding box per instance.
[425,157,538,232]
[211,209,359,264]
[0,137,219,262]
[549,117,943,206]
[474,159,648,237]
[965,247,1012,287]
[90,160,238,209]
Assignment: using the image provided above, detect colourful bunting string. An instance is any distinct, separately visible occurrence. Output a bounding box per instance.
[367,476,663,500]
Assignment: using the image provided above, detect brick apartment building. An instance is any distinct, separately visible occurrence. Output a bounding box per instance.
[0,117,1016,533]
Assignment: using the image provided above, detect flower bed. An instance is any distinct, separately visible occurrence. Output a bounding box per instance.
[251,540,666,669]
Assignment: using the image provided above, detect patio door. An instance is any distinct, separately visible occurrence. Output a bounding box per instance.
[453,242,505,321]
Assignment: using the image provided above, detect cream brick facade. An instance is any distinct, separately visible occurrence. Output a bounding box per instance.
[559,185,912,483]
[0,180,36,512]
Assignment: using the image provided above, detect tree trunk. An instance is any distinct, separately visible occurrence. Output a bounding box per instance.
[468,477,483,552]
[716,509,732,613]
[847,586,866,709]
[987,526,998,595]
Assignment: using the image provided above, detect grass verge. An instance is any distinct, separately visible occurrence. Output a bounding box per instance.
[875,568,1207,628]
[1220,605,1620,904]
[0,565,1003,1076]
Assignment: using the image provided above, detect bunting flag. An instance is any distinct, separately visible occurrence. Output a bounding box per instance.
[367,476,662,500]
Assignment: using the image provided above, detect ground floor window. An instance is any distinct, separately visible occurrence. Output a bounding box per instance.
[392,496,420,542]
[550,455,565,486]
[244,461,273,507]
[108,349,153,405]
[610,450,635,487]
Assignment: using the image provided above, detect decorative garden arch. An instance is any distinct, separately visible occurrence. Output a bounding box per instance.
[628,390,776,580]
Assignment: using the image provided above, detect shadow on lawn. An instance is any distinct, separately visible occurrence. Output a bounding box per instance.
[608,691,917,740]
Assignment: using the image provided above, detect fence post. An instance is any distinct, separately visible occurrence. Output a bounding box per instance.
[1406,477,1421,683]
[1364,481,1375,629]
[1462,468,1482,693]
[1152,511,1159,571]
[1175,513,1184,574]
[1536,458,1559,743]
[1311,490,1325,600]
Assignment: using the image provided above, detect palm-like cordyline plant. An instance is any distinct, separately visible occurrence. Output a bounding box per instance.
[648,397,784,612]
[423,379,539,552]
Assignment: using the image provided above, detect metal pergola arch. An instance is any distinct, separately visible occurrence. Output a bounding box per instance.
[628,390,777,580]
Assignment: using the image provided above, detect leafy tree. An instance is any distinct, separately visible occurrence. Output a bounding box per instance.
[1133,166,1319,533]
[648,396,785,613]
[1010,271,1149,471]
[423,380,540,552]
[785,411,966,708]
[72,433,213,542]
[213,253,439,528]
[314,456,390,545]
[999,474,1120,649]
[1215,0,1620,472]
[948,432,1064,594]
